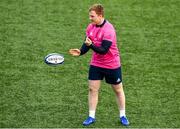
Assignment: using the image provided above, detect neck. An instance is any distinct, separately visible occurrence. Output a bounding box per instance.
[97,18,104,25]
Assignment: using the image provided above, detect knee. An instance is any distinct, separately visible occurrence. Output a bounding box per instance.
[113,84,124,94]
[89,86,99,93]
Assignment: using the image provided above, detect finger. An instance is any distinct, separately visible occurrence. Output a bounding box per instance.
[86,37,90,42]
[87,37,91,41]
[69,49,77,52]
[69,49,73,53]
[69,49,75,54]
[87,38,91,42]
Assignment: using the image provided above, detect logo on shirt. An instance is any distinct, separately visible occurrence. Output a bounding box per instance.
[106,34,112,39]
[90,32,93,36]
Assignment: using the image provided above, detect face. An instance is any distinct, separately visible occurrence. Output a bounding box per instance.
[89,10,102,25]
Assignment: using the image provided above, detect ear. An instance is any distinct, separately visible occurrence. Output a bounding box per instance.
[98,14,103,18]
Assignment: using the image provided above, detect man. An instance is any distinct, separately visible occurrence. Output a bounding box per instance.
[69,4,129,126]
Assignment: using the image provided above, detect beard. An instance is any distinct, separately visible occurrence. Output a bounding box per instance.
[91,20,97,24]
[91,20,95,24]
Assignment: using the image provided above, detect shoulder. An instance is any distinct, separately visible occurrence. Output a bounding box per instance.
[103,21,116,35]
[86,23,94,31]
[104,21,115,31]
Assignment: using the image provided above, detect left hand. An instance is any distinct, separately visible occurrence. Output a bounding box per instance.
[69,49,81,56]
[85,37,92,46]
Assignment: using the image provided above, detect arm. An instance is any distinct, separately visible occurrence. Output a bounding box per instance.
[89,40,112,54]
[80,43,90,55]
[69,42,90,56]
[85,37,112,54]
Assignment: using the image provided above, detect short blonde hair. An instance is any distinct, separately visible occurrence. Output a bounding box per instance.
[89,4,104,17]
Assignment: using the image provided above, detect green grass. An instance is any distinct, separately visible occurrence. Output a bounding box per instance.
[0,0,180,128]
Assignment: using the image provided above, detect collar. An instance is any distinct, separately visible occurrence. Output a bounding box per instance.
[96,19,106,27]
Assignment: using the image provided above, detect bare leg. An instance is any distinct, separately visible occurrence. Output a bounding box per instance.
[88,80,101,112]
[82,80,101,126]
[112,83,125,111]
[112,82,129,126]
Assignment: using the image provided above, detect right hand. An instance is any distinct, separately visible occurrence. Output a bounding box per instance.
[85,37,92,46]
[69,49,81,56]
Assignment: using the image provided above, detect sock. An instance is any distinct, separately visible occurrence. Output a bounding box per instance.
[89,110,95,118]
[120,109,126,118]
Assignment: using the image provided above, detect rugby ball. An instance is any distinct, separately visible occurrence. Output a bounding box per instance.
[44,53,64,66]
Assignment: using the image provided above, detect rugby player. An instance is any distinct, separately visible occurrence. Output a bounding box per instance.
[69,3,129,126]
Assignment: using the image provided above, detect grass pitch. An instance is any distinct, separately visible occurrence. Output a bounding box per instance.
[0,0,180,128]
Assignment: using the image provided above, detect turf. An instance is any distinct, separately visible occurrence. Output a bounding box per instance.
[0,0,180,128]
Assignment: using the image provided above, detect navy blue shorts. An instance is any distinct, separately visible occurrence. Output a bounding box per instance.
[88,65,122,85]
